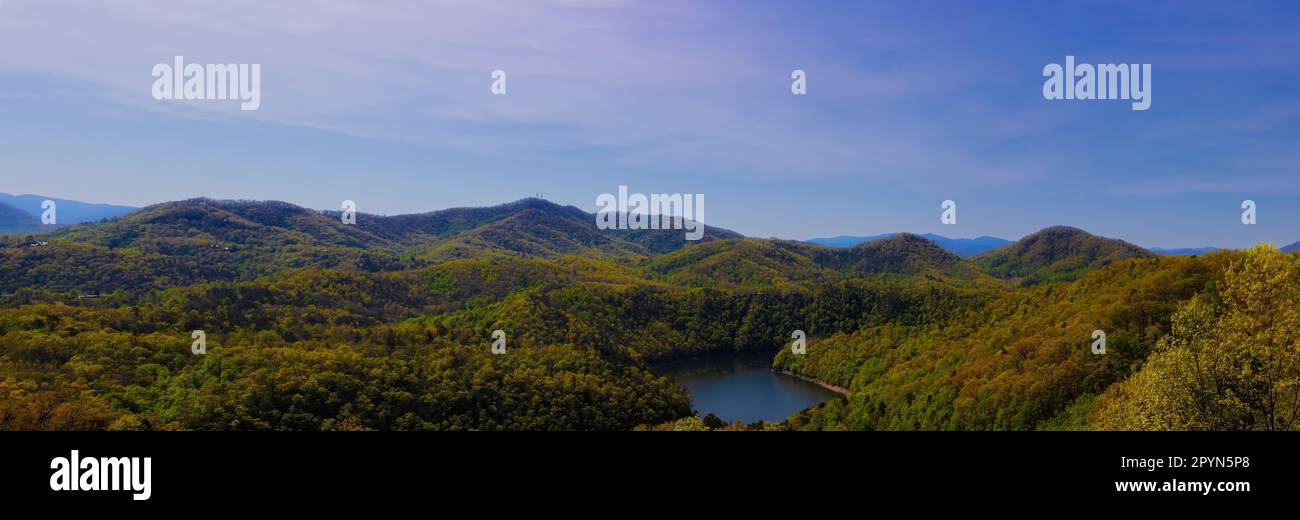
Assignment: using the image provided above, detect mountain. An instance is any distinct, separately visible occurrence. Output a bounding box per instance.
[0,201,43,234]
[0,198,412,294]
[645,238,837,288]
[0,197,742,293]
[805,232,1011,258]
[57,198,397,249]
[811,234,982,278]
[1284,242,1299,253]
[0,193,136,225]
[347,197,578,246]
[920,234,1013,257]
[972,226,1155,284]
[51,197,738,255]
[647,233,997,288]
[415,203,658,261]
[355,198,741,261]
[1150,246,1221,256]
[805,233,895,248]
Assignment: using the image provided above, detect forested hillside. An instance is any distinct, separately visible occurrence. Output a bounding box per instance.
[0,198,735,295]
[2,198,1295,431]
[776,252,1231,430]
[645,234,999,289]
[973,226,1154,285]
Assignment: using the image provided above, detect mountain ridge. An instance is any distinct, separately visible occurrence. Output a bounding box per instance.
[0,193,137,226]
[647,232,1000,289]
[0,200,43,234]
[1150,246,1221,256]
[806,233,1012,258]
[0,197,742,293]
[972,226,1155,285]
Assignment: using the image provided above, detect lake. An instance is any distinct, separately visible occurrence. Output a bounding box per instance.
[656,352,843,424]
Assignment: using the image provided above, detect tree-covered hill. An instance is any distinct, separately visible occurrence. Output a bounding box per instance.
[1092,245,1300,431]
[807,233,995,283]
[645,234,1000,289]
[806,233,1011,257]
[0,199,413,295]
[0,247,987,429]
[3,198,1295,431]
[416,205,659,262]
[53,199,398,250]
[0,198,742,295]
[349,197,741,254]
[972,226,1155,285]
[776,251,1235,430]
[644,238,838,288]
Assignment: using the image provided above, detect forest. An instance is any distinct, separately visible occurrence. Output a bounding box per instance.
[2,198,1296,430]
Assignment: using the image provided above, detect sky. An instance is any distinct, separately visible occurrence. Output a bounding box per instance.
[1,0,1298,248]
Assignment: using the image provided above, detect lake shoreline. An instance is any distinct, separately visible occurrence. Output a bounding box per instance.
[774,369,850,396]
[659,353,843,423]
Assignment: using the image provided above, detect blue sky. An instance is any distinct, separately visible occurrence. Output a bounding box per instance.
[1,0,1298,248]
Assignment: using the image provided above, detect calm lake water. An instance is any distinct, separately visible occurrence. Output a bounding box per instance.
[656,352,842,424]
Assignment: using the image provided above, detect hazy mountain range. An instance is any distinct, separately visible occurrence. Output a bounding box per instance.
[807,233,1012,257]
[0,193,137,233]
[1149,246,1222,256]
[0,200,42,233]
[0,196,1179,294]
[1,194,1296,256]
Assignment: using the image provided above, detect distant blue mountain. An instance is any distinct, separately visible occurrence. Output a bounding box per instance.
[1149,246,1221,256]
[806,233,1012,258]
[0,200,43,233]
[1284,242,1299,253]
[805,233,897,248]
[0,193,136,225]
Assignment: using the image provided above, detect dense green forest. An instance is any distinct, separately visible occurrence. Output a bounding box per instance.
[2,198,1295,430]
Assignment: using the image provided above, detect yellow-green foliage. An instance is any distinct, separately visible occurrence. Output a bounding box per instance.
[3,197,1292,431]
[778,253,1231,430]
[1093,244,1300,430]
